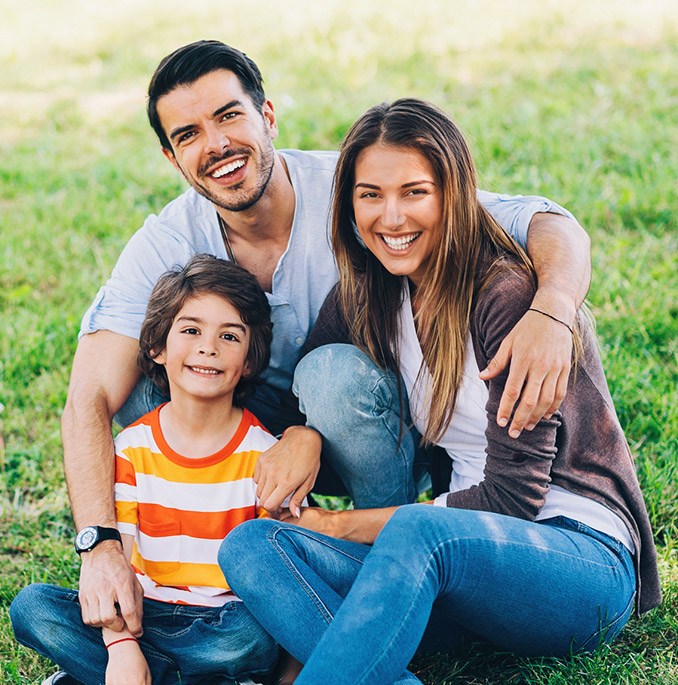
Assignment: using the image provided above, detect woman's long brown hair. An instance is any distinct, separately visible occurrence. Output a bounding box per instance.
[332,99,541,444]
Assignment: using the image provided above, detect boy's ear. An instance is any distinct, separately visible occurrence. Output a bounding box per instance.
[151,348,166,365]
[241,359,253,378]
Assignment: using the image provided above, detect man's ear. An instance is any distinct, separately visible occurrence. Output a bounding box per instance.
[161,146,181,173]
[261,99,278,140]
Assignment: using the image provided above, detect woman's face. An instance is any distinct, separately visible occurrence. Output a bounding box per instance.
[352,144,443,287]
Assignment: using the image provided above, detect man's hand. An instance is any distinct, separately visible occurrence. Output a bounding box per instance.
[105,639,151,685]
[254,425,321,516]
[79,541,144,635]
[479,307,573,438]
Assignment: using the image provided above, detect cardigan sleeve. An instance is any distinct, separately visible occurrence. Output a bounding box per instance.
[443,267,562,520]
[302,284,353,356]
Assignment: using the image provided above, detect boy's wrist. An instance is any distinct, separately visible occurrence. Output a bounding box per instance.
[105,636,139,650]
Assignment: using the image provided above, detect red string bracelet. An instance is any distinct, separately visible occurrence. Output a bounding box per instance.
[105,636,138,649]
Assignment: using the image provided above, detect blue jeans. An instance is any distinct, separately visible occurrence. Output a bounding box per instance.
[117,344,420,509]
[219,506,636,685]
[10,584,278,684]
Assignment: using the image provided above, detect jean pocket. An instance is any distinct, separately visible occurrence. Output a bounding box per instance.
[577,591,636,652]
[137,519,181,581]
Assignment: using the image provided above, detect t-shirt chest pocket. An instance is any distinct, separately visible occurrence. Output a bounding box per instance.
[137,519,181,580]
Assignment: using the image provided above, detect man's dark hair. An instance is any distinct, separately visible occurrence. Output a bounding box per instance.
[147,40,266,152]
[138,254,272,405]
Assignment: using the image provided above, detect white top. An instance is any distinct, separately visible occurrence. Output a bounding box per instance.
[398,286,634,552]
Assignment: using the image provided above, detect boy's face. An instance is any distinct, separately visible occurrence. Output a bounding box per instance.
[154,293,251,404]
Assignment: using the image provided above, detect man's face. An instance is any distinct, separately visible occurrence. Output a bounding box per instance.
[157,69,277,213]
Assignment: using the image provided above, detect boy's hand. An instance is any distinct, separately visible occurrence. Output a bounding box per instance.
[255,426,321,515]
[105,639,151,684]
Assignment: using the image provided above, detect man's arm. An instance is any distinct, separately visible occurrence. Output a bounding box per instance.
[480,212,591,436]
[62,330,145,635]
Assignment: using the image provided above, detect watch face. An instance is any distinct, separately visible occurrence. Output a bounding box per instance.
[76,527,98,551]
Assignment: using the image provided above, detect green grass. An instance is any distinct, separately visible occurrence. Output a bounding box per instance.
[1,1,676,682]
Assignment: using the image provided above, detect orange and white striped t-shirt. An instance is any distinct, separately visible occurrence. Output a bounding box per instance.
[114,405,274,607]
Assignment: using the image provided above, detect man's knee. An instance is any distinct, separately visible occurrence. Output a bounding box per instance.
[114,375,167,427]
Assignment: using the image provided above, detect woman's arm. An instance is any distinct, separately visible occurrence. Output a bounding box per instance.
[445,267,562,520]
[281,505,400,545]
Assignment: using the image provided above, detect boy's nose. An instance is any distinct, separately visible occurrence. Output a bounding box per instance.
[198,346,217,357]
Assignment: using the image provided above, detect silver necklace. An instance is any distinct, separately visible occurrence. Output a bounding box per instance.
[217,213,238,264]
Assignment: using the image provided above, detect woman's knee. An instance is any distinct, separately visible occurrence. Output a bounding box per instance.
[293,344,399,417]
[219,519,278,586]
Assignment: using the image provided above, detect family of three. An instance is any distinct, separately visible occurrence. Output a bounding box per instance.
[11,40,660,685]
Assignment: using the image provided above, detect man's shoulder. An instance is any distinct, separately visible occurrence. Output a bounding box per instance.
[279,149,338,173]
[145,186,214,232]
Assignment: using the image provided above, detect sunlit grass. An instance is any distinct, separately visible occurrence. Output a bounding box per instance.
[1,1,676,682]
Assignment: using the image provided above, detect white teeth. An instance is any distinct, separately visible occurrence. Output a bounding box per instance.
[190,367,220,375]
[211,159,245,178]
[382,233,420,250]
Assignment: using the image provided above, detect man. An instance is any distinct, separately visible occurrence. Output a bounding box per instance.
[63,40,590,639]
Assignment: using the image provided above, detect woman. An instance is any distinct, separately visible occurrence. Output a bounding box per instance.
[219,99,661,684]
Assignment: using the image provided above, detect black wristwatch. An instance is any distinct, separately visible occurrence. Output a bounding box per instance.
[74,526,122,554]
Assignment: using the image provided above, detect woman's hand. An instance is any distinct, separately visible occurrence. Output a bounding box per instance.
[254,426,322,516]
[105,640,151,685]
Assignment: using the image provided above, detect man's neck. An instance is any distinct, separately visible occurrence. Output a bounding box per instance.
[215,152,295,244]
[214,153,295,292]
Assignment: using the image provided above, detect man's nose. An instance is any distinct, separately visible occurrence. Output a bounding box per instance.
[203,124,230,156]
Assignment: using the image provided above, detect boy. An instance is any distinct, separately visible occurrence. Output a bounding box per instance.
[11,255,280,684]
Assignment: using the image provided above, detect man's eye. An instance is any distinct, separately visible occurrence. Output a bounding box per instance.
[178,131,195,144]
[221,111,239,122]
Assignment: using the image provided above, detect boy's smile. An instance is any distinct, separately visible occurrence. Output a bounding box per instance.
[154,293,252,404]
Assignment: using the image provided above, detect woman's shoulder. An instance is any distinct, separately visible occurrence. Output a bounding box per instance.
[473,258,536,324]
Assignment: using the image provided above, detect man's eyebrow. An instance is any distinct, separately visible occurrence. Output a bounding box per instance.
[212,99,244,119]
[168,100,243,141]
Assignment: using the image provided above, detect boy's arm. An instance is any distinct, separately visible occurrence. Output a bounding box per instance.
[101,533,151,684]
[480,212,591,437]
[63,331,145,635]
